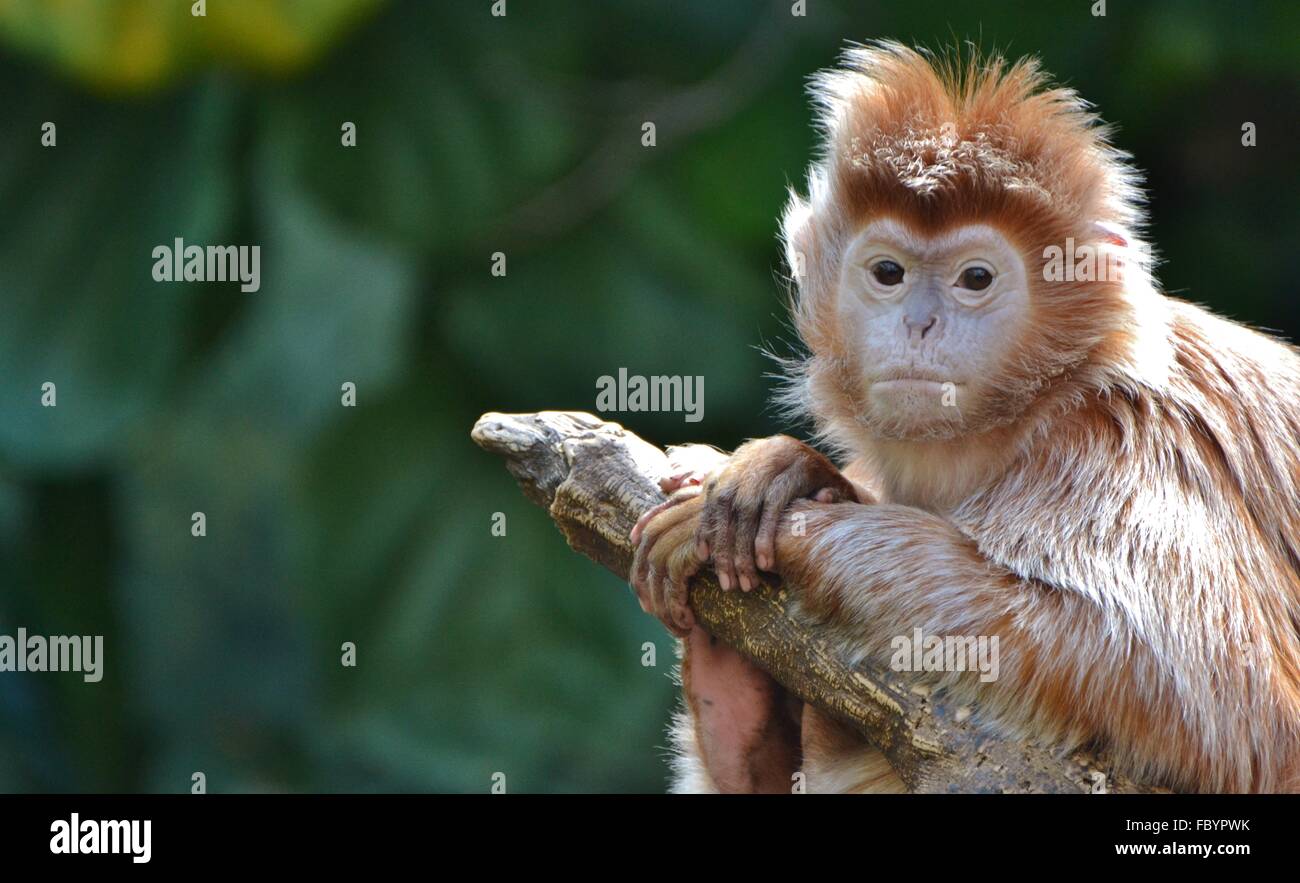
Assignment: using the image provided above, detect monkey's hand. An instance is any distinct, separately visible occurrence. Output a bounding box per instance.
[696,436,857,593]
[628,445,730,635]
[630,489,707,637]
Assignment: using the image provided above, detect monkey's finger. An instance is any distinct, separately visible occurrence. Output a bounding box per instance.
[635,497,702,617]
[646,565,669,628]
[630,543,654,610]
[630,492,690,544]
[631,525,670,613]
[667,590,695,634]
[650,566,690,638]
[753,462,810,572]
[662,520,703,630]
[664,571,695,635]
[633,516,675,597]
[754,499,788,573]
[711,491,739,591]
[730,495,764,591]
[693,483,723,562]
[632,528,654,591]
[633,486,703,554]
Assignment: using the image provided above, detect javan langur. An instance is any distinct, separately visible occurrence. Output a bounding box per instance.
[630,43,1300,793]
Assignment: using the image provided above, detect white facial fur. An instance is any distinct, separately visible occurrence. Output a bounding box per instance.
[836,219,1030,438]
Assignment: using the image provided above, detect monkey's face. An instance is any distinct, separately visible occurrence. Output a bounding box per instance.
[834,218,1031,439]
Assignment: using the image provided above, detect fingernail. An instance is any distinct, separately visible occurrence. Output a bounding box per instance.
[718,571,730,590]
[739,574,752,591]
[756,553,769,570]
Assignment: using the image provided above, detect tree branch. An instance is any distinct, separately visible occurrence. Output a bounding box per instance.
[471,410,1158,793]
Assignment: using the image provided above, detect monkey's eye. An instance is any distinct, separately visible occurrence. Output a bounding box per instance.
[871,260,905,286]
[958,266,994,291]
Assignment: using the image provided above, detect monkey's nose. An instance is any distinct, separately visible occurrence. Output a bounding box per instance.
[903,314,938,341]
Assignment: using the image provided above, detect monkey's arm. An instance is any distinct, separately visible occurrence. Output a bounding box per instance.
[473,410,1158,792]
[776,501,1179,765]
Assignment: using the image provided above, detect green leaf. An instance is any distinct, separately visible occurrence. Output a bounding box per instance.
[0,79,237,470]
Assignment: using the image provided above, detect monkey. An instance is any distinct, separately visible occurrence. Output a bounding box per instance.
[629,42,1300,793]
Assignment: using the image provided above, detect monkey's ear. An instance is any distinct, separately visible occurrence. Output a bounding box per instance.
[780,184,840,354]
[783,151,844,282]
[781,193,814,282]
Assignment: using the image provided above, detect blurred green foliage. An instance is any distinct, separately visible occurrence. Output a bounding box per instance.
[0,0,381,90]
[0,0,1296,792]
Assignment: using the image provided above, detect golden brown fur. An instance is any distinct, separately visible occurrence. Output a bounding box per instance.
[638,42,1300,793]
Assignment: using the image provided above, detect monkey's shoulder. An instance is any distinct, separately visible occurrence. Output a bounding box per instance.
[953,301,1300,604]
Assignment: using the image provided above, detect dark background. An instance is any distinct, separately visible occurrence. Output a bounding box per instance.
[0,0,1295,793]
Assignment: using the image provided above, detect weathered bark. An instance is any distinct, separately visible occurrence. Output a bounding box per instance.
[471,410,1157,793]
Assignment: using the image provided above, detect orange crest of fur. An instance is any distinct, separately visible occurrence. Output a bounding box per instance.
[815,42,1143,236]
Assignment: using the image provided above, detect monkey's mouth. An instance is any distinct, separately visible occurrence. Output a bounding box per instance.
[870,380,956,404]
[868,376,964,416]
[873,367,957,384]
[871,372,959,388]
